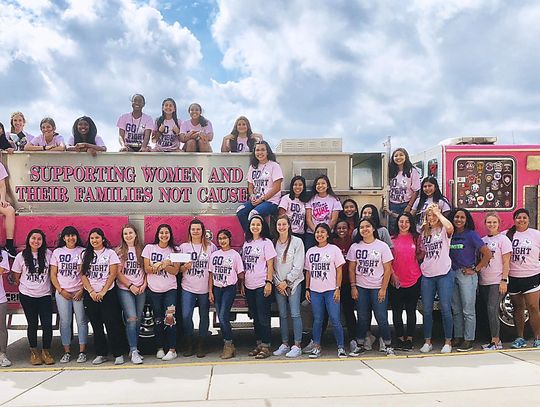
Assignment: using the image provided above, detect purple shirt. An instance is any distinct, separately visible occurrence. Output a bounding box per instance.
[450,229,486,269]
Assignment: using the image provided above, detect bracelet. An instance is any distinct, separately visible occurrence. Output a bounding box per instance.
[501,278,509,283]
[305,288,311,292]
[265,280,272,285]
[335,287,341,291]
[128,283,133,289]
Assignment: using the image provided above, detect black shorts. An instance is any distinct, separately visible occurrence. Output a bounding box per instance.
[508,273,540,295]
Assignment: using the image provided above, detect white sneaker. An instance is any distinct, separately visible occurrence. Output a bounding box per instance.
[76,353,87,363]
[440,344,452,354]
[385,347,396,356]
[156,349,165,359]
[285,345,302,358]
[302,340,315,354]
[60,353,71,363]
[129,350,144,360]
[308,347,321,359]
[337,348,348,358]
[379,337,387,352]
[114,355,125,365]
[273,344,290,356]
[364,332,376,351]
[419,343,433,353]
[131,350,143,365]
[161,350,177,361]
[92,355,108,365]
[0,354,12,367]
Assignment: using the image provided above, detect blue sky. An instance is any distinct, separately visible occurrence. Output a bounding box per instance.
[0,0,539,153]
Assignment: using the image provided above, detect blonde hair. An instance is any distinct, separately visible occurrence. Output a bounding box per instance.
[420,205,442,236]
[10,111,26,133]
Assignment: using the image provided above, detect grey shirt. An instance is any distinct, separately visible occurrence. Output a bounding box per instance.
[274,236,305,293]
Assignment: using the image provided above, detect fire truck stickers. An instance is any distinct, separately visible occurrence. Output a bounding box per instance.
[455,158,515,211]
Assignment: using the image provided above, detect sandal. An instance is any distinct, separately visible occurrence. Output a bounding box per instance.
[255,347,271,359]
[248,345,261,357]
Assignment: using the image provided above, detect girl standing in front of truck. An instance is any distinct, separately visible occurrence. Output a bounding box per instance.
[410,177,451,232]
[339,199,360,238]
[242,215,276,359]
[387,148,421,235]
[50,226,87,364]
[506,208,540,349]
[0,249,12,367]
[12,229,54,365]
[479,212,512,350]
[305,175,342,250]
[237,141,283,233]
[279,175,309,242]
[178,219,217,358]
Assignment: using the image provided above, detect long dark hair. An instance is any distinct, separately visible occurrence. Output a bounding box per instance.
[339,199,360,226]
[389,147,415,179]
[72,116,97,145]
[449,208,476,231]
[274,214,293,262]
[188,218,209,252]
[288,175,309,202]
[0,122,12,150]
[245,215,272,242]
[311,174,338,199]
[156,98,180,130]
[360,204,382,229]
[82,228,110,276]
[188,103,208,127]
[314,223,333,246]
[230,116,256,152]
[56,225,84,248]
[153,224,176,250]
[352,217,381,243]
[506,208,530,241]
[416,177,451,222]
[22,229,48,274]
[392,213,419,240]
[249,140,277,168]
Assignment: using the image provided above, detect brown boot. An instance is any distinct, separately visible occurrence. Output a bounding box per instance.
[30,348,43,365]
[42,349,55,365]
[221,342,235,359]
[196,337,206,358]
[183,336,194,357]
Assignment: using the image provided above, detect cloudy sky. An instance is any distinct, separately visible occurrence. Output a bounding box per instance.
[1,0,539,153]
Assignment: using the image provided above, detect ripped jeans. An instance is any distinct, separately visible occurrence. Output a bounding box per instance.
[236,201,278,233]
[147,289,177,350]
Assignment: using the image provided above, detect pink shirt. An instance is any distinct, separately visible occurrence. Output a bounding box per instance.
[305,244,345,293]
[247,161,284,205]
[0,251,10,303]
[29,134,65,147]
[0,162,8,181]
[420,227,452,277]
[179,241,217,294]
[117,247,145,290]
[242,238,277,290]
[236,136,250,152]
[209,249,244,288]
[508,229,540,278]
[12,250,53,298]
[142,244,178,293]
[50,246,84,292]
[306,195,342,232]
[154,118,182,152]
[180,119,214,139]
[390,234,421,288]
[79,248,120,292]
[117,112,155,146]
[347,240,393,289]
[480,234,512,285]
[279,195,306,234]
[389,168,421,204]
[67,135,106,147]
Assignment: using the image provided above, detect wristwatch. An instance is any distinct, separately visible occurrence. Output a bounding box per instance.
[501,278,509,283]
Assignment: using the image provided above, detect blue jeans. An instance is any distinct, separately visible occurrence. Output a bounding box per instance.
[55,291,88,347]
[355,286,391,344]
[275,287,303,344]
[452,269,478,341]
[421,269,455,340]
[245,286,272,345]
[181,289,210,338]
[236,200,278,233]
[117,288,146,351]
[213,285,237,342]
[147,289,177,350]
[304,233,316,251]
[311,290,344,348]
[389,202,409,235]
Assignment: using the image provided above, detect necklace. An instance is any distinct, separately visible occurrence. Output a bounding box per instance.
[190,242,203,261]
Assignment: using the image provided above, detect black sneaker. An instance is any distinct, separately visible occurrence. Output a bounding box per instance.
[457,340,474,352]
[348,344,366,357]
[402,339,413,351]
[5,246,17,259]
[394,338,405,350]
